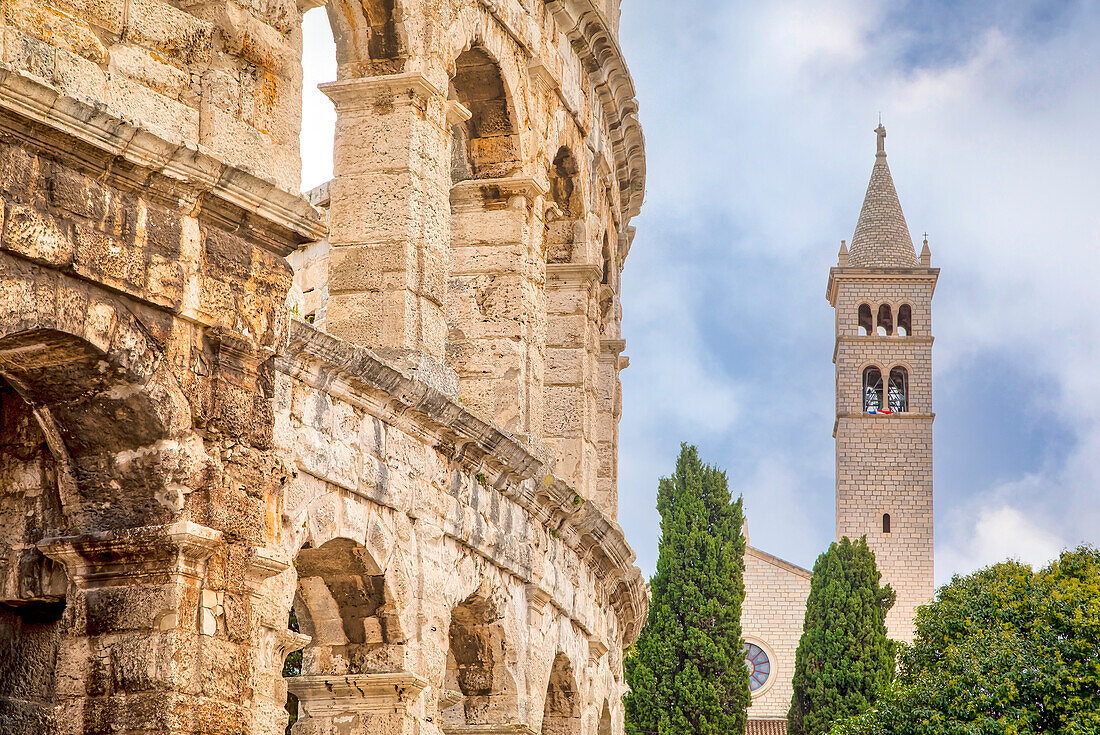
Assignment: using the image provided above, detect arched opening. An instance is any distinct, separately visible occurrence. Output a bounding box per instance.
[283,606,303,734]
[546,147,583,264]
[299,9,338,192]
[442,589,514,725]
[888,367,909,412]
[542,653,580,735]
[858,304,873,336]
[863,367,883,413]
[598,702,612,735]
[326,0,403,77]
[882,513,892,534]
[0,376,67,729]
[898,304,912,337]
[290,538,403,677]
[876,304,893,336]
[449,47,519,182]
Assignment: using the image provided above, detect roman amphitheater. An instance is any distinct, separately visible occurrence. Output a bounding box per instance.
[0,0,647,732]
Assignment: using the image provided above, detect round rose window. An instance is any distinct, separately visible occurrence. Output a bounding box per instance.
[743,642,771,693]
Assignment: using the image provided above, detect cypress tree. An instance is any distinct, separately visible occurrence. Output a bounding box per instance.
[788,536,896,735]
[624,443,750,735]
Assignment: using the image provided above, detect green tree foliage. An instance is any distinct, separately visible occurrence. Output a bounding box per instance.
[788,537,896,735]
[832,547,1100,735]
[624,444,750,735]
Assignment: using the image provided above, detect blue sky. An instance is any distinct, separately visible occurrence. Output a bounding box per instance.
[300,1,1100,583]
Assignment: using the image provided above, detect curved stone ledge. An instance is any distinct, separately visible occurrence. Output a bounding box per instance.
[546,0,647,221]
[0,65,327,255]
[277,320,649,643]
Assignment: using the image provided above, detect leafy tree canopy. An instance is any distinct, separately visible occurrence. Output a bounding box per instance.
[832,546,1100,735]
[624,443,751,735]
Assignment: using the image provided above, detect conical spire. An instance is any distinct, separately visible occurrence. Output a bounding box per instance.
[847,124,918,268]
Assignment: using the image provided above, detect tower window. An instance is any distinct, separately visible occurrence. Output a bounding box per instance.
[863,367,883,412]
[898,304,912,337]
[876,304,893,336]
[888,367,908,412]
[858,304,873,336]
[882,513,891,533]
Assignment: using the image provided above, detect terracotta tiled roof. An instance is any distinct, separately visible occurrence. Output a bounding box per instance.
[848,124,918,269]
[746,719,788,735]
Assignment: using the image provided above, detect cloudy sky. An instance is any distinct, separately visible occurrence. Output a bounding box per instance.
[300,1,1100,583]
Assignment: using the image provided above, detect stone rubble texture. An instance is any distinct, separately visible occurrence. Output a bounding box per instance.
[0,0,647,733]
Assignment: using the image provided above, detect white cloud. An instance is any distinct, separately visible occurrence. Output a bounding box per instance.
[938,504,1064,581]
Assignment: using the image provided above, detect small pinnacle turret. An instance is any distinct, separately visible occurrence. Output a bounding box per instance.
[848,124,919,268]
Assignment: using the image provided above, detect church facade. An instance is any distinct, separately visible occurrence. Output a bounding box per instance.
[743,125,938,730]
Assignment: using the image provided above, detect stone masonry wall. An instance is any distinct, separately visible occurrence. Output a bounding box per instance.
[832,273,936,643]
[741,546,811,721]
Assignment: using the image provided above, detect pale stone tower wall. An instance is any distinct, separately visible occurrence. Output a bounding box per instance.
[827,125,937,642]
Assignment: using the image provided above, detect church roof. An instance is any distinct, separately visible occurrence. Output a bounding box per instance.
[848,124,919,268]
[747,720,788,735]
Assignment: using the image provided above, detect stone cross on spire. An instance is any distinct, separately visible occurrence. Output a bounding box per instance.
[847,124,918,268]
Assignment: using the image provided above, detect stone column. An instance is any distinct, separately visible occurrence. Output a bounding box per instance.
[39,522,222,735]
[322,73,452,362]
[448,176,547,436]
[544,264,601,498]
[288,671,428,735]
[594,339,625,521]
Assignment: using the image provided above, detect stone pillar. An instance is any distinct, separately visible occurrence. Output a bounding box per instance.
[322,73,452,361]
[443,725,536,735]
[544,264,601,498]
[39,522,222,735]
[288,671,428,735]
[594,339,626,521]
[448,176,548,436]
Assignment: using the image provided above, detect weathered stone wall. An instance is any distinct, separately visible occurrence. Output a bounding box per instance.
[741,546,811,722]
[829,270,937,643]
[272,323,644,735]
[0,0,647,731]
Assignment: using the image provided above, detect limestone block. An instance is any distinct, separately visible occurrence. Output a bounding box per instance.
[104,73,200,141]
[4,0,109,64]
[107,44,192,102]
[2,29,107,101]
[125,0,214,67]
[2,203,73,267]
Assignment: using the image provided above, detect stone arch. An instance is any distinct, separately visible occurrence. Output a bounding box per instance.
[449,45,521,182]
[442,584,519,725]
[598,701,612,735]
[542,652,581,735]
[0,326,197,531]
[291,537,407,676]
[324,0,407,77]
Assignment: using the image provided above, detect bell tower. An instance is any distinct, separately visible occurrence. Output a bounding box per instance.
[827,124,938,642]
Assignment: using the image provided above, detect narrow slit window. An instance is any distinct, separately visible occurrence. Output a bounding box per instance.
[888,367,908,412]
[858,304,873,336]
[863,367,883,413]
[877,304,893,336]
[898,304,912,337]
[882,513,891,533]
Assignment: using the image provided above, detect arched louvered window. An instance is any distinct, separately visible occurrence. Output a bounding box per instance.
[883,513,891,533]
[876,304,893,336]
[863,367,883,413]
[898,304,912,337]
[888,367,908,412]
[858,304,873,336]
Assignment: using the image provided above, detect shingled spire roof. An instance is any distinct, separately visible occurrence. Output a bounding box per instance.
[848,124,919,268]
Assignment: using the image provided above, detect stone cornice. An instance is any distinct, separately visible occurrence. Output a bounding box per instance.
[746,545,812,581]
[0,65,326,255]
[319,72,446,109]
[450,175,550,205]
[545,0,646,223]
[288,672,429,716]
[826,266,940,304]
[546,262,603,285]
[276,321,648,644]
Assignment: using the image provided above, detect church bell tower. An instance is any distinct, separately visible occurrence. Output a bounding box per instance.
[827,125,938,642]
